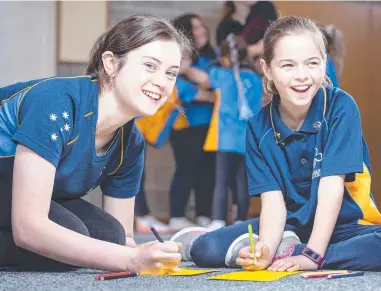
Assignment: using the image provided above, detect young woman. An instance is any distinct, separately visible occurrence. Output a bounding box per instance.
[168,14,217,231]
[0,15,191,273]
[171,16,381,272]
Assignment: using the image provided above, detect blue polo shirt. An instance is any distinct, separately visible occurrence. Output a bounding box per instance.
[0,75,144,199]
[203,65,263,155]
[246,86,381,228]
[175,56,214,128]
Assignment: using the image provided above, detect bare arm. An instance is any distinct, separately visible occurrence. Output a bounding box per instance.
[103,195,137,247]
[259,190,287,259]
[306,175,345,256]
[12,145,136,271]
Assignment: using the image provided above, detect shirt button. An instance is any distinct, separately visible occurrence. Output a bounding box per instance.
[301,158,307,164]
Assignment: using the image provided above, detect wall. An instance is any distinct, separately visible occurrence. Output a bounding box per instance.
[0,1,56,86]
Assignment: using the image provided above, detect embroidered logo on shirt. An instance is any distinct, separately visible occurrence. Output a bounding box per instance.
[49,113,57,121]
[49,111,70,142]
[312,147,323,179]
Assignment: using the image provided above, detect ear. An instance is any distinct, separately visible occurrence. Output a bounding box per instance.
[260,58,272,81]
[101,51,118,78]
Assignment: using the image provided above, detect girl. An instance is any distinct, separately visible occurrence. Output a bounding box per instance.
[171,16,381,272]
[0,15,191,273]
[204,35,263,230]
[168,14,217,231]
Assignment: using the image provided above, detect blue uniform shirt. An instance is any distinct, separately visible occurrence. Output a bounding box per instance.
[326,56,339,87]
[246,86,381,229]
[0,76,144,199]
[175,56,214,128]
[204,65,263,155]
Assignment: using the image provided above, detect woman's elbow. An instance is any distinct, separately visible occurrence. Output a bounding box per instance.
[12,216,39,249]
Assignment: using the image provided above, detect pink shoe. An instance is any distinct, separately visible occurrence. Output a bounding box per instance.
[135,215,172,234]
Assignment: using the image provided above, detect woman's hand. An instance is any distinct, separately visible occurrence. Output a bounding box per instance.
[130,241,182,275]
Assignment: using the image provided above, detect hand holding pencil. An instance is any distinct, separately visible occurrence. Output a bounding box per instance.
[129,227,182,276]
[235,225,272,271]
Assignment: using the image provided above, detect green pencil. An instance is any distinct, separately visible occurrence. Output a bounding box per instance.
[248,224,257,264]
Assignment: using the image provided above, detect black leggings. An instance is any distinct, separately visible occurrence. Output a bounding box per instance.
[169,126,215,218]
[0,182,126,271]
[212,152,249,222]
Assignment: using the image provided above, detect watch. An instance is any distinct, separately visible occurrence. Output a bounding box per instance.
[301,247,325,269]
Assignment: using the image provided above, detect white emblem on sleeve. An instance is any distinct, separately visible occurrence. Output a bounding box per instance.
[62,111,69,119]
[64,124,70,131]
[51,133,58,141]
[49,114,57,121]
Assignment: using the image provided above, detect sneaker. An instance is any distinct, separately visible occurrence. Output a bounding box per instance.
[168,217,198,231]
[233,220,243,225]
[135,215,172,234]
[207,220,226,231]
[170,227,209,261]
[195,216,212,227]
[224,230,301,267]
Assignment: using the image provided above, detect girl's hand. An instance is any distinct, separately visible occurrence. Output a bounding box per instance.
[236,241,272,271]
[268,255,319,272]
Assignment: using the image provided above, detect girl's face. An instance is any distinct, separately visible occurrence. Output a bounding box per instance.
[112,39,181,117]
[191,17,208,49]
[261,33,326,109]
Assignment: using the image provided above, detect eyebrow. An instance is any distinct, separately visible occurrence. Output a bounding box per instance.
[278,57,321,63]
[143,56,180,69]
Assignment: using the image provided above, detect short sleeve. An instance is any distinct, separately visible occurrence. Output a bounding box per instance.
[100,126,145,198]
[246,121,280,196]
[320,92,364,180]
[207,66,224,90]
[176,76,198,103]
[12,83,75,167]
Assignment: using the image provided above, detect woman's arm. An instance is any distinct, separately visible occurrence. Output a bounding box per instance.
[306,175,345,256]
[103,195,137,247]
[259,190,287,259]
[12,145,138,271]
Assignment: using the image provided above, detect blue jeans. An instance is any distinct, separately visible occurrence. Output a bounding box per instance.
[191,217,381,271]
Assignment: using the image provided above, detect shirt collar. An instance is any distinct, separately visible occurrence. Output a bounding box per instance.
[270,87,327,145]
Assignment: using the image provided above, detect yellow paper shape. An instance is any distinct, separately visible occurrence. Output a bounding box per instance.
[209,270,300,282]
[167,268,218,276]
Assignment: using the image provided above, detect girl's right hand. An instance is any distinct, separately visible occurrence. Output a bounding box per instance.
[235,241,272,271]
[130,241,182,275]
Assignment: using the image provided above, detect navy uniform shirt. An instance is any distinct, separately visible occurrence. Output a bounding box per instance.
[246,86,381,229]
[0,76,144,199]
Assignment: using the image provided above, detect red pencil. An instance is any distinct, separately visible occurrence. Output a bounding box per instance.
[96,271,138,280]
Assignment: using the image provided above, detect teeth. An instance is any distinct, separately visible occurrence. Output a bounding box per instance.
[143,90,161,100]
[293,85,309,91]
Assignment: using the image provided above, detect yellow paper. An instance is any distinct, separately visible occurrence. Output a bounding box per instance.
[167,268,218,276]
[209,270,300,282]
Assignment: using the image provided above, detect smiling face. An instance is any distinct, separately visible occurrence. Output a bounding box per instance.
[112,39,181,116]
[261,33,326,109]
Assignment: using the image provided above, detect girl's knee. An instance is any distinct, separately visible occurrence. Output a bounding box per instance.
[98,215,126,245]
[190,234,225,268]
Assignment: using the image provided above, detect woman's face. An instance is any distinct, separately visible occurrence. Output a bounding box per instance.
[191,17,208,49]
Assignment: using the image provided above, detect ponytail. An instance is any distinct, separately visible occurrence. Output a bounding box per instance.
[226,34,254,120]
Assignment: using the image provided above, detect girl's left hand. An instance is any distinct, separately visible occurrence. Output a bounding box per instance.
[268,255,319,272]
